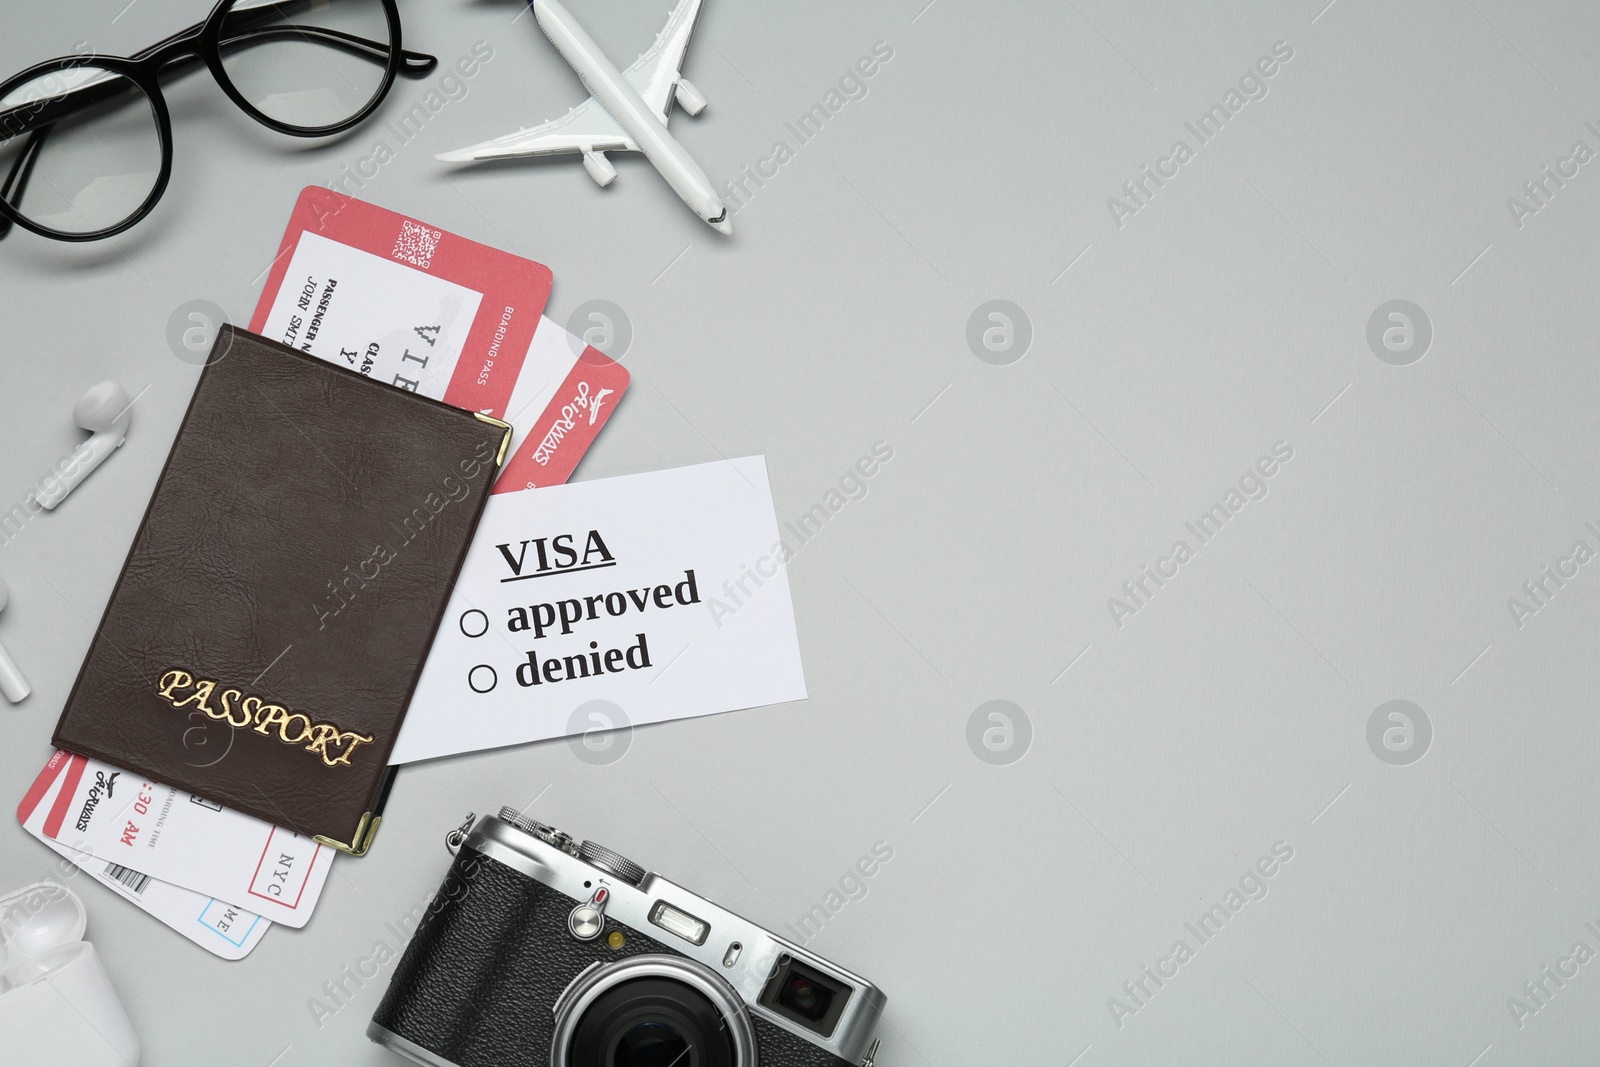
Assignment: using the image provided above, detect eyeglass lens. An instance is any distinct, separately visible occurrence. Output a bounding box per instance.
[0,66,162,237]
[219,0,394,130]
[0,0,399,237]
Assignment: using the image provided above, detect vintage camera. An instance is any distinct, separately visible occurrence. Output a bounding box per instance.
[369,808,886,1067]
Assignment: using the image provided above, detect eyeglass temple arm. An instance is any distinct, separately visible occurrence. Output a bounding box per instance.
[214,1,438,74]
[0,79,127,142]
[0,124,51,241]
[0,20,201,141]
[213,2,435,75]
[215,26,437,77]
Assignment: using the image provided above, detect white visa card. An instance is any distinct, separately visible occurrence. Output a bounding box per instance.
[390,457,808,763]
[27,830,270,960]
[17,751,332,929]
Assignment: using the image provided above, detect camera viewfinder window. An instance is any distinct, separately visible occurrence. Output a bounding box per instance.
[759,955,852,1037]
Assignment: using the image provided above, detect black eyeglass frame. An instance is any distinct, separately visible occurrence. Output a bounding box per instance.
[0,0,436,243]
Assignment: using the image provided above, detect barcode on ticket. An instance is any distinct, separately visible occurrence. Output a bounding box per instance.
[392,219,442,270]
[104,862,151,896]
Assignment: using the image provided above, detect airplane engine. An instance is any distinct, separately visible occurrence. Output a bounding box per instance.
[582,150,617,186]
[674,78,707,115]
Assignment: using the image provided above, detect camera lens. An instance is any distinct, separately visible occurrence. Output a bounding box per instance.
[570,977,734,1067]
[552,955,755,1067]
[612,1020,689,1067]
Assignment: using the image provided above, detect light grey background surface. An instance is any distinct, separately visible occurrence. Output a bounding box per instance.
[1,1,1597,1064]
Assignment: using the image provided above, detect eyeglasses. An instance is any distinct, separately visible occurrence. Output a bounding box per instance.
[0,0,436,243]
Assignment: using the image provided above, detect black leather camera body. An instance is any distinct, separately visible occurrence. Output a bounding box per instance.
[369,809,886,1067]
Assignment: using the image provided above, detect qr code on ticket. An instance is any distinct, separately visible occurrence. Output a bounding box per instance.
[392,219,442,270]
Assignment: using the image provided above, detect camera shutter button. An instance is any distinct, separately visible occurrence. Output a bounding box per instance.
[569,886,609,941]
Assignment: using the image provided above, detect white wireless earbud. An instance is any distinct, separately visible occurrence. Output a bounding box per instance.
[36,381,131,511]
[0,577,29,703]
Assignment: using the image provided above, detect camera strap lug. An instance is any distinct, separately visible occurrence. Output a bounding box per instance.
[445,812,475,855]
[860,1038,880,1066]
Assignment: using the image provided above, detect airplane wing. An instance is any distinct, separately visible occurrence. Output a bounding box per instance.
[622,0,704,122]
[435,98,637,163]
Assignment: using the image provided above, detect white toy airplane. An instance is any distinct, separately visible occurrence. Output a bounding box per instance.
[438,0,730,234]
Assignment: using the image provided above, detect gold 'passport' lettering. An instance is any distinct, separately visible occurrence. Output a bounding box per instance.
[156,669,374,767]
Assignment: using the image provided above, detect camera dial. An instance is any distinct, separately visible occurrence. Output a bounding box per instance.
[498,806,575,852]
[577,840,646,887]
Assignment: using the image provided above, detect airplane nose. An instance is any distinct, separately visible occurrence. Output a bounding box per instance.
[710,215,733,236]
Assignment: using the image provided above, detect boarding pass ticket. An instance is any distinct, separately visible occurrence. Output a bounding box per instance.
[249,187,629,492]
[27,831,269,960]
[18,751,330,929]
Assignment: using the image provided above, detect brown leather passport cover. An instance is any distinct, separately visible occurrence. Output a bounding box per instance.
[52,325,510,855]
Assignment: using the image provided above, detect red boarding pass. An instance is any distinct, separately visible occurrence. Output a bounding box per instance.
[495,320,631,493]
[250,186,552,419]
